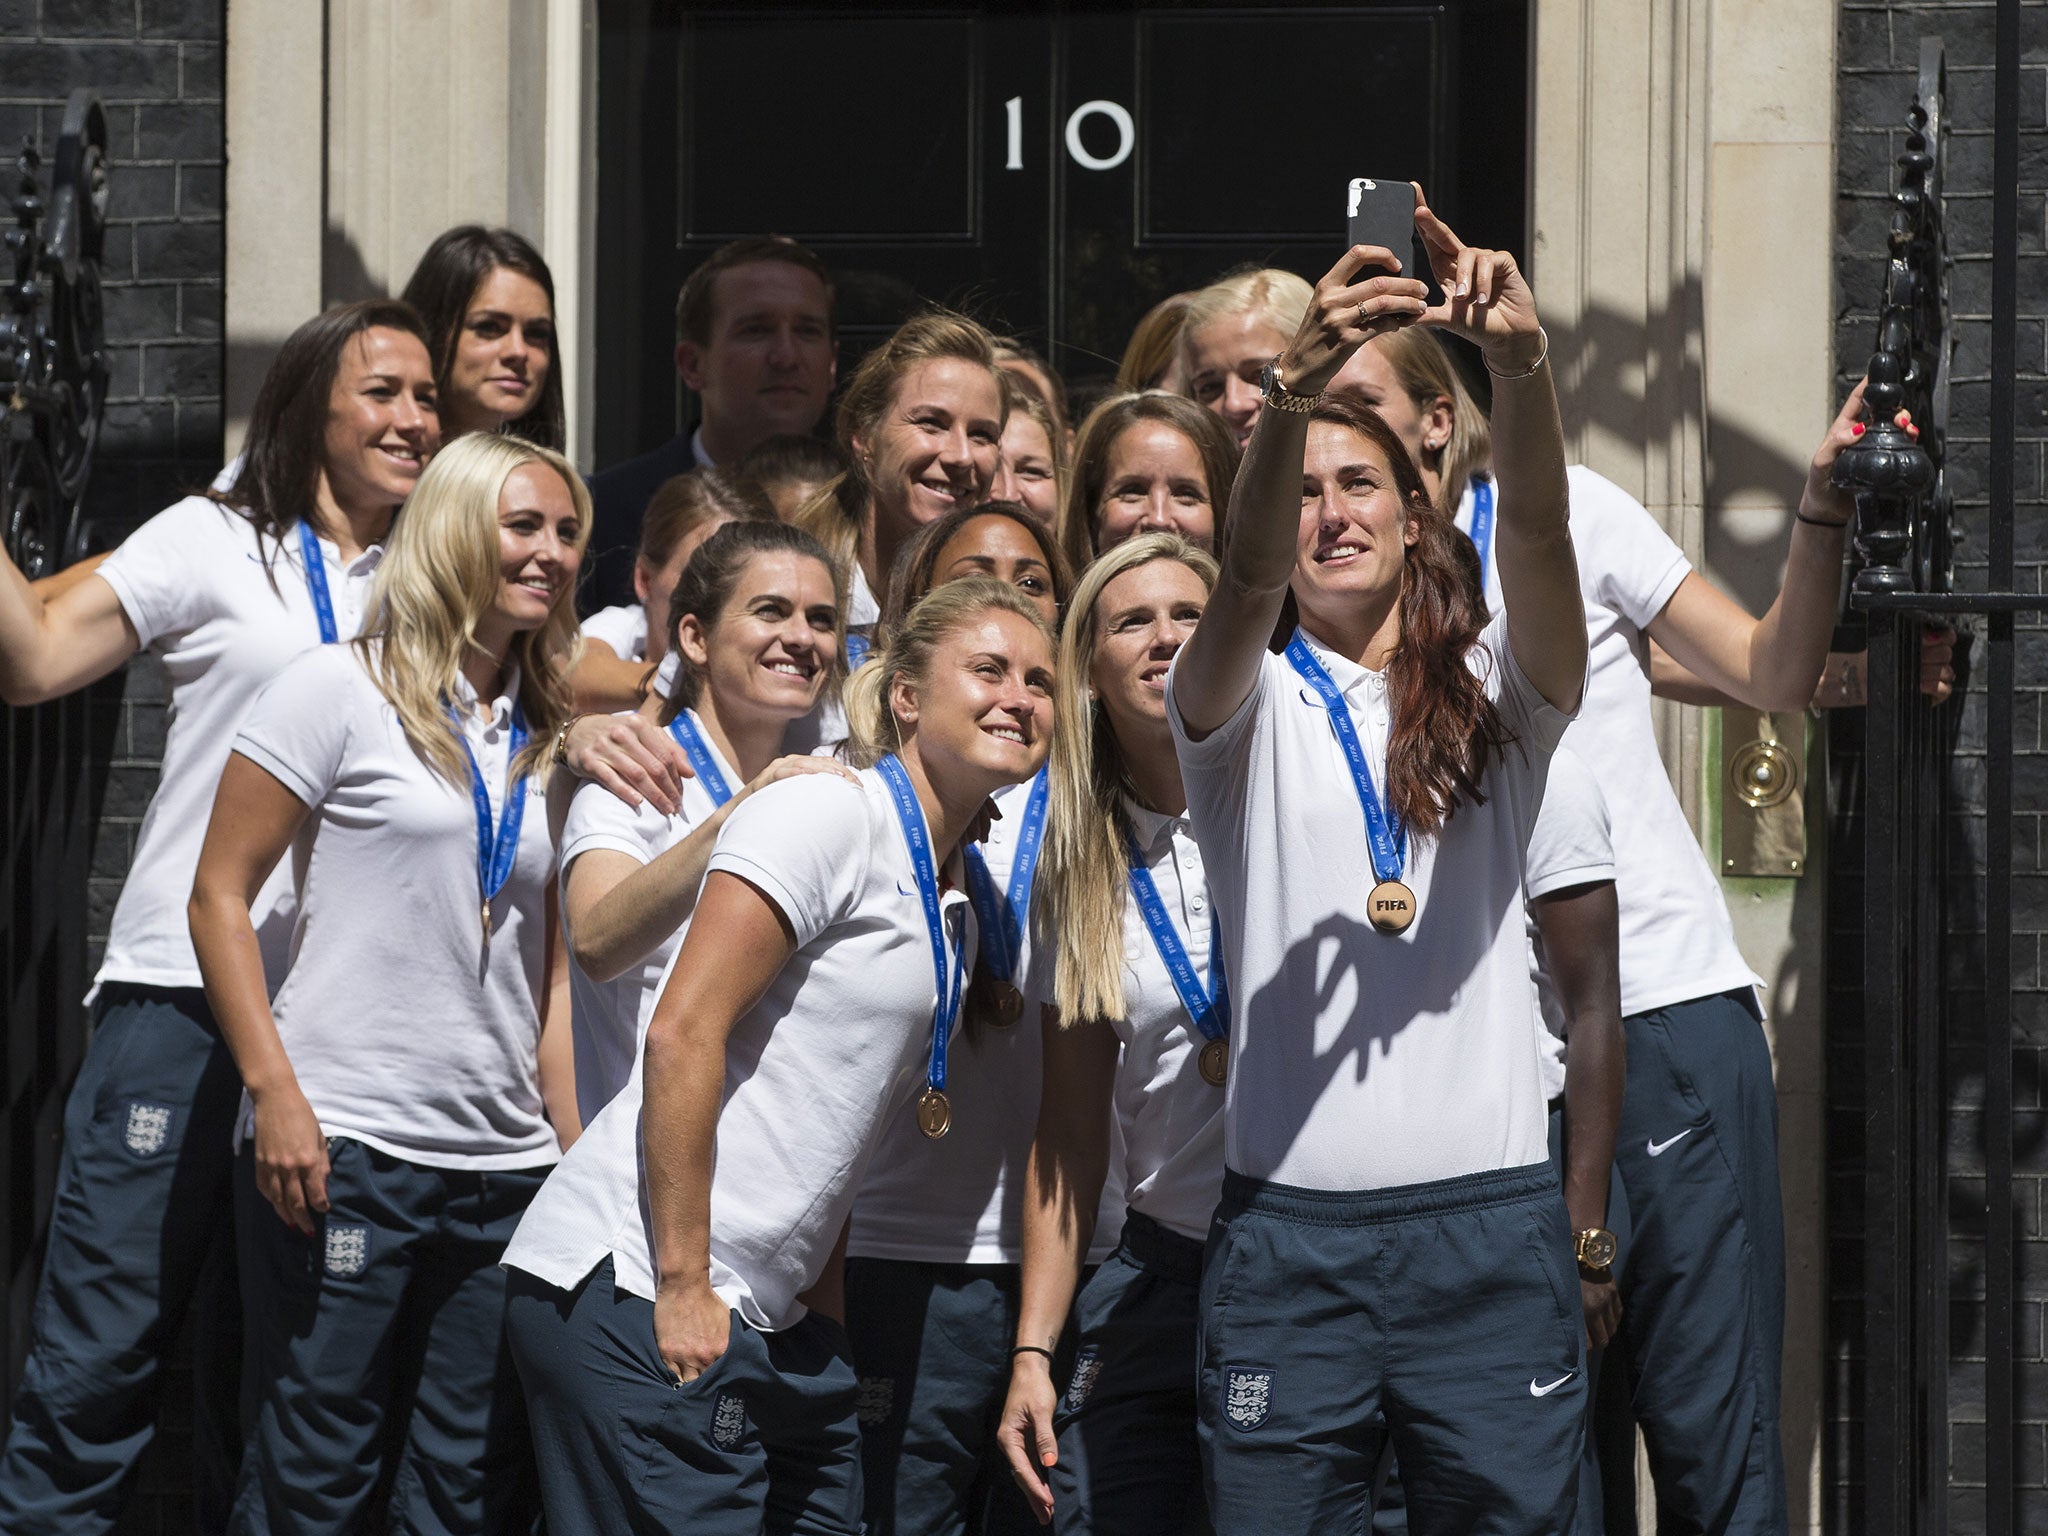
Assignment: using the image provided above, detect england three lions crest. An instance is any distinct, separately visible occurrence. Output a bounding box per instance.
[323,1224,369,1279]
[1223,1367,1273,1431]
[709,1389,749,1451]
[123,1102,172,1157]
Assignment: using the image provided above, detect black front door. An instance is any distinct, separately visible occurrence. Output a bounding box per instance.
[593,0,1528,468]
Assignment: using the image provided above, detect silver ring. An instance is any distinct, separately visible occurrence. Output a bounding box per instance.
[1355,301,1369,329]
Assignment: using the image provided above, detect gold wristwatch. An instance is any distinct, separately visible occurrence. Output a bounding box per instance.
[1258,357,1320,414]
[1575,1227,1618,1278]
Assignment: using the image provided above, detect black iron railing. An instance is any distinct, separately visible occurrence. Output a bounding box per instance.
[1,89,112,1392]
[1834,14,2033,1532]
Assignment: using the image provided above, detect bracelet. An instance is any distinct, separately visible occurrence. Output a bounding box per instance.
[1795,509,1850,530]
[549,713,584,771]
[1011,1344,1055,1362]
[1483,326,1548,380]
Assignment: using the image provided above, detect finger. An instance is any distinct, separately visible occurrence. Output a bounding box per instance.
[282,1171,312,1235]
[1839,377,1870,427]
[590,762,644,813]
[1412,188,1461,263]
[614,753,679,818]
[1323,245,1397,291]
[307,1151,330,1215]
[1452,245,1478,302]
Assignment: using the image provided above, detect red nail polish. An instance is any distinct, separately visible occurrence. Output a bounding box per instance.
[1852,422,1866,436]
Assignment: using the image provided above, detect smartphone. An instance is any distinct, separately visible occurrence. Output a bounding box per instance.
[1346,177,1418,284]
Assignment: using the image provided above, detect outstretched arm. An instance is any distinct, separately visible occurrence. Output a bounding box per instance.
[1647,383,1869,713]
[1410,193,1581,713]
[1172,246,1428,738]
[0,558,139,706]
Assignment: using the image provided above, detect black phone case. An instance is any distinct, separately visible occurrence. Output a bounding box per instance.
[1345,178,1420,288]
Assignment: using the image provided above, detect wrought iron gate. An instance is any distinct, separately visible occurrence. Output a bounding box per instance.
[1,90,115,1389]
[1836,13,2036,1531]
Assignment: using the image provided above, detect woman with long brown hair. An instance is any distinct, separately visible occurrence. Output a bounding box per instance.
[1166,194,1591,1533]
[1057,392,1239,575]
[402,224,565,450]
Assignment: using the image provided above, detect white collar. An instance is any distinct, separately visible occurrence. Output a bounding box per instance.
[691,423,716,470]
[1122,795,1187,855]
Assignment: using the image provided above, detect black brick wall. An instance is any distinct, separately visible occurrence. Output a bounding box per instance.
[1831,5,2048,1534]
[0,3,225,1531]
[0,0,225,975]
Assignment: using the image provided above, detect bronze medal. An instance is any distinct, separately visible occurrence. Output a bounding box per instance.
[916,1088,953,1140]
[1367,879,1417,935]
[989,982,1024,1029]
[1198,1037,1228,1087]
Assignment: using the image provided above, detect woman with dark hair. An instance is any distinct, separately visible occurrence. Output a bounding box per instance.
[879,501,1071,638]
[402,224,565,450]
[555,519,851,1120]
[1166,197,1592,1532]
[571,468,777,712]
[1058,393,1240,574]
[0,299,437,1531]
[504,578,1055,1535]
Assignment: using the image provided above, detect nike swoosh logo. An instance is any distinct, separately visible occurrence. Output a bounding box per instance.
[1530,1372,1576,1398]
[1646,1129,1695,1157]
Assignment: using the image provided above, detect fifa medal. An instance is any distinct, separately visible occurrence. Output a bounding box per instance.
[1367,879,1417,935]
[1198,1037,1228,1087]
[916,1088,953,1140]
[989,982,1025,1028]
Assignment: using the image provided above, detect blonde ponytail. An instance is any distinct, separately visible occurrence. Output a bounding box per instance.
[840,576,1051,770]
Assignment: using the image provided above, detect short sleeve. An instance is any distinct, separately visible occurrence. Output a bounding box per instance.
[1166,647,1272,777]
[1568,466,1691,630]
[579,604,647,659]
[98,496,232,649]
[707,773,872,950]
[1525,747,1615,900]
[232,645,360,806]
[1475,612,1577,755]
[560,776,671,869]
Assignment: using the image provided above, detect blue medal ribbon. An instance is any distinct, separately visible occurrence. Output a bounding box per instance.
[1283,635,1406,885]
[877,754,967,1105]
[450,698,530,936]
[296,519,339,644]
[666,710,735,807]
[1123,822,1228,1045]
[845,631,873,670]
[1466,475,1495,597]
[960,767,1049,984]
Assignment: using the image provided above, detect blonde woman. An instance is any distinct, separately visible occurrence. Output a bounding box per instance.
[995,534,1223,1535]
[188,433,588,1533]
[1176,268,1315,450]
[503,578,1054,1536]
[792,310,1007,667]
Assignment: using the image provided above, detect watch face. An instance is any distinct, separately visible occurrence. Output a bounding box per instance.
[1258,360,1280,398]
[1578,1230,1618,1270]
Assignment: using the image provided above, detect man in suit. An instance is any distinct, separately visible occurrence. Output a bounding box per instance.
[584,235,837,610]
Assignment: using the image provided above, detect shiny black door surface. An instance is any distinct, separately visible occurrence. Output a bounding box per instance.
[593,0,1527,467]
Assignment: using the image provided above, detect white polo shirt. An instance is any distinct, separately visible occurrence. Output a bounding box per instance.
[1105,800,1227,1242]
[231,644,560,1170]
[850,776,1122,1266]
[504,768,977,1331]
[579,602,648,663]
[558,709,739,1121]
[1522,747,1617,1102]
[1456,467,1764,1018]
[94,496,379,998]
[1166,616,1569,1191]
